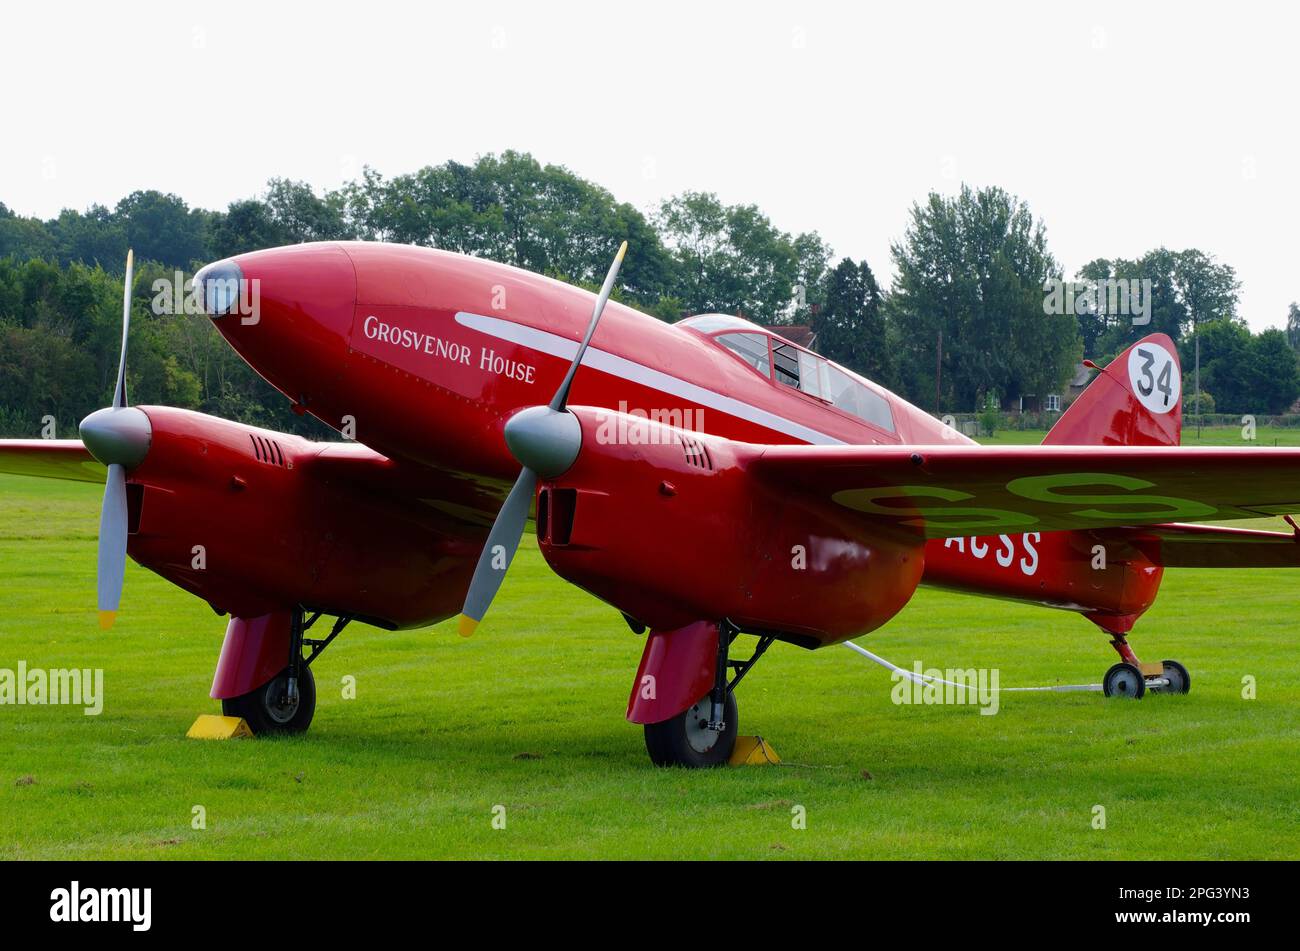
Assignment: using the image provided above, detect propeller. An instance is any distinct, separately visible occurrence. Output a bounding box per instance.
[78,249,151,630]
[457,240,627,636]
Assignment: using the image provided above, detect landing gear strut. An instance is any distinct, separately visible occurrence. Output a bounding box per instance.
[643,622,775,768]
[1101,633,1190,699]
[222,608,351,735]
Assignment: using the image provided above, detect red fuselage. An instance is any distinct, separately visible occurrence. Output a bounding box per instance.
[126,241,1158,645]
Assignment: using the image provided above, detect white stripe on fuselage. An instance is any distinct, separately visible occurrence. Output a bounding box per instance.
[454,312,846,445]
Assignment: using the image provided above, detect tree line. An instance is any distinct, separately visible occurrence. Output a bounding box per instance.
[2,151,1297,437]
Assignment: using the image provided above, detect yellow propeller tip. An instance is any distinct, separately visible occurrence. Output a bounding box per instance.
[457,615,479,638]
[98,610,116,631]
[616,240,628,261]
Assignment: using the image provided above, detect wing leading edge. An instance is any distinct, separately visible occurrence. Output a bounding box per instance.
[0,440,105,484]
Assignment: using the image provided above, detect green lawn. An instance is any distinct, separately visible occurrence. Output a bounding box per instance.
[1,469,1298,859]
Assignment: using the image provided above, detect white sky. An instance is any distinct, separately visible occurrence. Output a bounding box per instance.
[3,0,1296,330]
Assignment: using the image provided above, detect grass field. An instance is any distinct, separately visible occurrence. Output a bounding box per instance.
[2,440,1299,859]
[982,425,1300,446]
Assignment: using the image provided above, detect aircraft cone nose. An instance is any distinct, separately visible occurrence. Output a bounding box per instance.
[193,259,246,318]
[79,407,152,468]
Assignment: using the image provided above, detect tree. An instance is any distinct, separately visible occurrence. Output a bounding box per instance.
[1074,257,1113,357]
[7,160,1285,437]
[1286,302,1300,350]
[49,205,127,268]
[1174,249,1239,332]
[813,257,891,385]
[0,205,57,262]
[1174,249,1240,418]
[1084,249,1186,361]
[888,185,1077,410]
[114,190,208,269]
[1184,389,1215,414]
[655,191,802,322]
[1080,248,1238,367]
[1193,318,1252,414]
[208,199,291,259]
[1248,329,1300,414]
[341,154,678,313]
[262,179,351,243]
[791,231,833,323]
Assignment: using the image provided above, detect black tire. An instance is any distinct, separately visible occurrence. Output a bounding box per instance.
[1102,661,1146,699]
[1159,659,1191,695]
[222,665,316,735]
[644,690,738,768]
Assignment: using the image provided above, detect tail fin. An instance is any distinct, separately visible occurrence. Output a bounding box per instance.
[1043,333,1182,447]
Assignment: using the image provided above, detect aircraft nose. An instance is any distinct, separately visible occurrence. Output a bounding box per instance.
[199,242,358,411]
[197,243,356,334]
[193,259,247,319]
[79,406,152,468]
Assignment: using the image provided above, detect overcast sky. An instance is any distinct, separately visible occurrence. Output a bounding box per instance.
[3,0,1296,329]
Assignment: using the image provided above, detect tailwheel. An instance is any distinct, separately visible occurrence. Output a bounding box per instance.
[644,690,738,768]
[1102,661,1146,699]
[222,665,316,735]
[1148,659,1191,695]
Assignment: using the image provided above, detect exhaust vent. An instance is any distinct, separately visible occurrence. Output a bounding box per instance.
[249,434,287,467]
[678,434,713,470]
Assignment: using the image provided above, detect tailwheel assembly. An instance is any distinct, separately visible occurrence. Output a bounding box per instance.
[1102,634,1190,698]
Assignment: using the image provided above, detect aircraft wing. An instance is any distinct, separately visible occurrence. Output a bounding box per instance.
[303,442,505,533]
[0,433,505,533]
[1108,522,1300,569]
[0,440,106,483]
[750,443,1300,539]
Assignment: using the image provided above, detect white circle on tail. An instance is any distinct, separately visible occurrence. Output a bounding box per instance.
[1127,342,1180,414]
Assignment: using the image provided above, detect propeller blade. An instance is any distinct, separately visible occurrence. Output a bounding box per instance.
[548,240,627,412]
[93,251,136,629]
[97,463,128,630]
[457,467,538,637]
[113,249,133,409]
[459,240,627,636]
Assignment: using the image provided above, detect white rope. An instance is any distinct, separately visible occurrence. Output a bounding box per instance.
[842,640,1101,693]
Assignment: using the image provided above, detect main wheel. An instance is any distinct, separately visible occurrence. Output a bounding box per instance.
[644,690,738,768]
[222,665,316,735]
[1155,659,1191,695]
[1102,661,1146,699]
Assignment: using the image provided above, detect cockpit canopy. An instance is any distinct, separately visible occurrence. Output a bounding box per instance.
[676,313,768,335]
[678,314,895,433]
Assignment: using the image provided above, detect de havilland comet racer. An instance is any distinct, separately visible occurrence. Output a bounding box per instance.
[4,241,1300,766]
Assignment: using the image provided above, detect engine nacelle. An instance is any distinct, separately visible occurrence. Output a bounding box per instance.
[125,405,477,629]
[536,409,924,647]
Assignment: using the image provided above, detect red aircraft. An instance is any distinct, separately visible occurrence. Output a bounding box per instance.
[4,241,1299,766]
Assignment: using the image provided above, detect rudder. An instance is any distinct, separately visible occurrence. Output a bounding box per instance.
[1043,334,1182,447]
